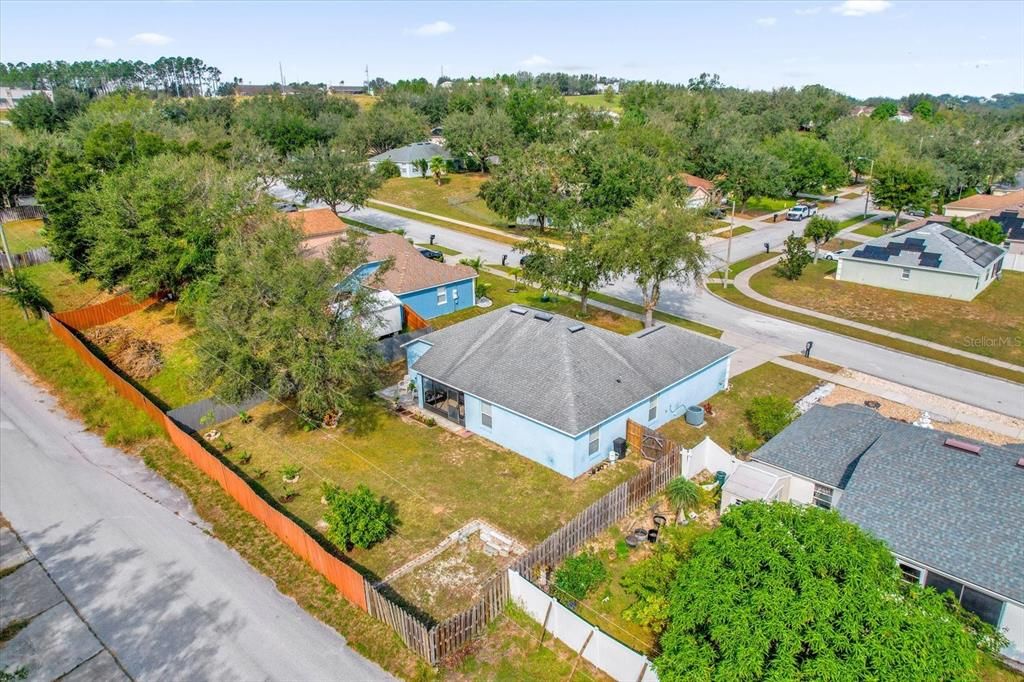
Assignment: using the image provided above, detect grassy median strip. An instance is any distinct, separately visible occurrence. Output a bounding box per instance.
[707,283,1024,384]
[587,291,723,339]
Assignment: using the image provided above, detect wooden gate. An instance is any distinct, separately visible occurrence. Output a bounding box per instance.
[627,419,681,461]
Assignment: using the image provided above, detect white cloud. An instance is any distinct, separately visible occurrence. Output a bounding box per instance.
[129,32,173,45]
[520,55,552,68]
[94,37,115,48]
[407,21,455,37]
[832,1,891,16]
[756,17,778,26]
[795,6,823,15]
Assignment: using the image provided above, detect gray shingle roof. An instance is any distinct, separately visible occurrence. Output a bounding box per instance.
[754,405,1024,603]
[369,142,452,164]
[837,223,1005,275]
[411,305,734,435]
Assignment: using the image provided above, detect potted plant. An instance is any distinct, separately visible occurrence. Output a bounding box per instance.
[281,464,302,484]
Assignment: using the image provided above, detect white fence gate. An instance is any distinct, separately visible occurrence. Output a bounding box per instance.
[1002,253,1024,272]
[508,570,659,682]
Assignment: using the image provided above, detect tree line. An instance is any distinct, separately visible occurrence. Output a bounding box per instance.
[1,57,223,97]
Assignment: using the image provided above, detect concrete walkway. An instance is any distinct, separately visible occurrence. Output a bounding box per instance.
[732,255,1022,373]
[771,357,1024,440]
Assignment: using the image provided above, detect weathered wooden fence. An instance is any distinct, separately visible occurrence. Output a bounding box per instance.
[45,295,687,666]
[402,304,430,332]
[627,419,681,461]
[0,246,52,271]
[0,205,45,222]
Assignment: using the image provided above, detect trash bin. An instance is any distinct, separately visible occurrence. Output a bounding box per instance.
[612,437,627,459]
[685,405,705,426]
[715,470,727,487]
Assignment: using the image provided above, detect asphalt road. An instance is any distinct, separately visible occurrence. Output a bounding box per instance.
[293,189,1021,419]
[0,352,394,682]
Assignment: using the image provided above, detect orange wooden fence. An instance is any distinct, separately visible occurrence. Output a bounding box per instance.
[46,302,368,611]
[402,304,430,332]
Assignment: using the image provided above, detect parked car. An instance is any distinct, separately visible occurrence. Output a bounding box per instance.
[273,201,300,213]
[907,207,927,217]
[787,204,818,221]
[821,249,848,261]
[418,248,445,263]
[519,254,536,268]
[708,207,727,219]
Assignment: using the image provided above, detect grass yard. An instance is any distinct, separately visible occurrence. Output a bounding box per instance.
[821,237,860,252]
[367,202,527,247]
[740,196,793,217]
[216,400,641,584]
[659,362,822,451]
[782,354,843,374]
[716,225,753,237]
[854,217,914,238]
[710,251,778,280]
[436,272,644,335]
[374,174,506,229]
[1,218,47,253]
[564,93,623,113]
[749,262,1024,366]
[586,291,723,338]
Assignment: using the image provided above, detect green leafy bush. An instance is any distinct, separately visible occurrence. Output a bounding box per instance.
[622,524,709,633]
[0,270,51,318]
[729,428,761,456]
[745,395,797,440]
[552,552,607,604]
[280,463,302,480]
[775,233,812,280]
[374,159,400,180]
[322,482,396,549]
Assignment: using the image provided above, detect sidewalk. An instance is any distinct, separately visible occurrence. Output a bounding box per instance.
[772,357,1024,440]
[732,256,1021,373]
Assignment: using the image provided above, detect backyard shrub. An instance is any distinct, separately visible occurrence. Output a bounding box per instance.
[322,483,397,550]
[745,395,798,440]
[615,538,630,560]
[552,552,607,604]
[729,428,761,456]
[374,159,400,180]
[280,463,302,481]
[622,524,709,633]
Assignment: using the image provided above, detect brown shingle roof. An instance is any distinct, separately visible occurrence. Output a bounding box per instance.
[365,234,476,294]
[680,173,715,191]
[944,189,1024,211]
[286,208,348,237]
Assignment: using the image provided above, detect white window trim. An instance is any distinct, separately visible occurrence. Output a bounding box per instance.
[812,483,833,509]
[480,400,492,428]
[588,428,600,456]
[648,396,658,422]
[436,286,447,305]
[900,267,911,280]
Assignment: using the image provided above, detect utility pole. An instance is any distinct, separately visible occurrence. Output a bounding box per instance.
[724,199,736,289]
[0,221,27,320]
[279,62,286,89]
[364,64,369,89]
[859,156,875,219]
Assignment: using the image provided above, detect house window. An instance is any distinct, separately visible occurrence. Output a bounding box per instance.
[648,396,658,422]
[436,287,447,305]
[901,268,911,280]
[812,484,833,509]
[899,562,922,584]
[925,571,1004,627]
[480,401,492,428]
[588,428,600,456]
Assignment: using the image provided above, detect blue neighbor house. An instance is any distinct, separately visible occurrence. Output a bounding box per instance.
[404,305,735,478]
[345,233,477,320]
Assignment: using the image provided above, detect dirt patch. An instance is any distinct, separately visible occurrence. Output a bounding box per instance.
[86,325,163,380]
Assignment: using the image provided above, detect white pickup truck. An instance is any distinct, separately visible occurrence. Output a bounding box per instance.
[786,203,818,221]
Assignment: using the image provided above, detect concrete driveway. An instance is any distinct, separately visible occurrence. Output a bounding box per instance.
[0,352,395,682]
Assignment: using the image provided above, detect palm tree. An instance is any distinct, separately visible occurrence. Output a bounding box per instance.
[429,156,447,186]
[457,256,484,272]
[665,476,701,523]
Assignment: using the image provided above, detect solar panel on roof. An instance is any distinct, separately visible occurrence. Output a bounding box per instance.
[898,240,925,252]
[904,238,926,247]
[943,229,969,245]
[855,245,892,261]
[919,253,942,268]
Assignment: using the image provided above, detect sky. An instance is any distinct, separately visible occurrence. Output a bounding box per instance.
[1,1,1022,98]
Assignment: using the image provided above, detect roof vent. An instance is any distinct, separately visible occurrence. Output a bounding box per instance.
[534,312,553,322]
[943,438,981,455]
[567,324,585,333]
[510,307,527,315]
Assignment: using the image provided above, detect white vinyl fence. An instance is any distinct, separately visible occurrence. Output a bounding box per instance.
[1003,253,1024,272]
[682,436,741,480]
[509,570,659,682]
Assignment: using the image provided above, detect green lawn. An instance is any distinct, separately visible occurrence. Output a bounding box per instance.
[374,174,506,228]
[749,262,1024,367]
[367,202,526,247]
[710,251,778,280]
[659,362,821,451]
[1,218,47,253]
[854,217,914,238]
[564,93,623,113]
[836,213,876,230]
[587,291,722,338]
[716,225,753,237]
[436,272,645,335]
[741,196,793,217]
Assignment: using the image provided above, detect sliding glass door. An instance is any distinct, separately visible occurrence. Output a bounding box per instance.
[421,377,465,426]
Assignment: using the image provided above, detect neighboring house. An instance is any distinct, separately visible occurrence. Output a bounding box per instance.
[0,87,52,110]
[233,84,292,96]
[368,142,455,178]
[722,404,1024,663]
[404,306,734,478]
[835,222,1006,301]
[992,170,1024,196]
[943,189,1024,218]
[893,109,914,123]
[286,207,350,248]
[328,84,367,95]
[991,208,1024,254]
[679,173,717,209]
[344,234,476,320]
[851,105,875,117]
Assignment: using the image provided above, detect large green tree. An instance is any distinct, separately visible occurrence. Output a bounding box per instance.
[767,131,848,196]
[443,105,513,172]
[870,156,936,229]
[803,215,839,263]
[80,154,257,297]
[192,217,385,420]
[714,141,786,211]
[605,195,710,327]
[479,143,570,229]
[341,104,426,156]
[286,143,382,214]
[655,502,1000,682]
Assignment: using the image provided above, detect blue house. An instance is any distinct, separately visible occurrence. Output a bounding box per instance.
[404,305,735,478]
[348,233,477,321]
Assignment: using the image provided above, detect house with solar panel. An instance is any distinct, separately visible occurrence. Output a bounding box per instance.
[402,305,735,478]
[835,223,1007,300]
[721,404,1024,663]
